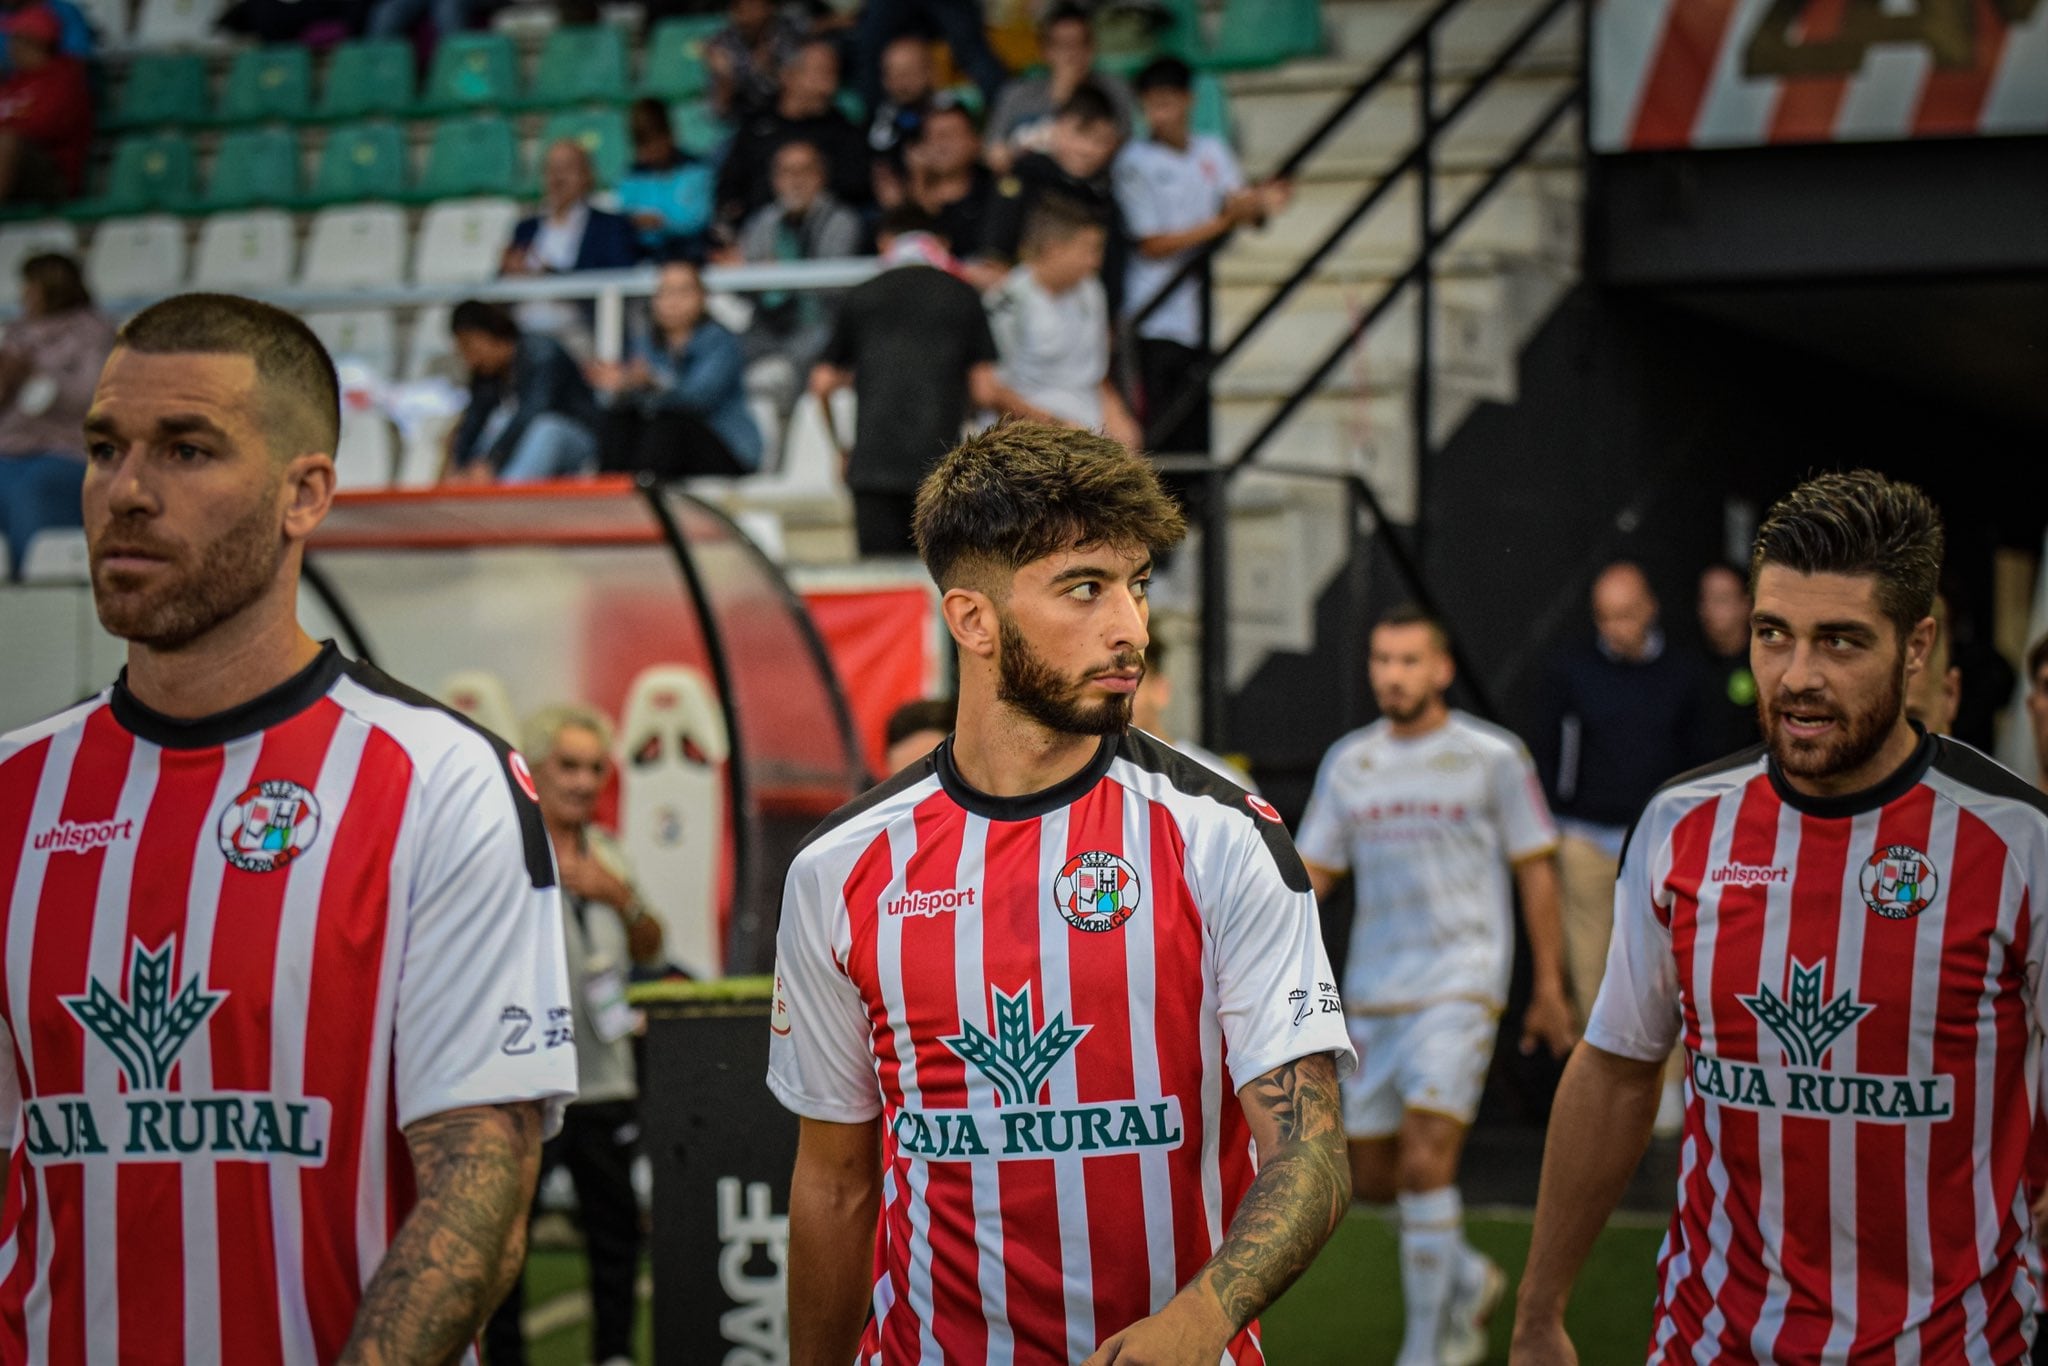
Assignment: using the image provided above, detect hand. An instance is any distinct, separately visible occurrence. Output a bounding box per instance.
[1259,178,1295,217]
[1221,188,1262,226]
[499,245,535,277]
[558,843,636,912]
[444,461,494,486]
[586,360,627,393]
[1081,1292,1233,1366]
[1509,1314,1579,1366]
[1520,984,1577,1060]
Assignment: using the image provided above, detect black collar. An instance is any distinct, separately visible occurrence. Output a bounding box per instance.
[936,733,1118,822]
[1766,723,1935,819]
[111,641,345,750]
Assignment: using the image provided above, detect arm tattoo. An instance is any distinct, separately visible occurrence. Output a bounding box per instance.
[1197,1053,1349,1332]
[339,1102,545,1366]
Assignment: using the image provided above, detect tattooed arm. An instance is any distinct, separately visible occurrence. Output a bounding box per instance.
[337,1101,545,1366]
[1082,1052,1350,1365]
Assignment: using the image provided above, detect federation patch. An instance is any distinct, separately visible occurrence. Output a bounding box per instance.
[1859,844,1938,920]
[1054,851,1141,934]
[509,751,540,803]
[218,779,321,874]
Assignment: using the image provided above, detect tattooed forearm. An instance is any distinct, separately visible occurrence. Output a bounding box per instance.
[1196,1053,1350,1332]
[338,1102,544,1366]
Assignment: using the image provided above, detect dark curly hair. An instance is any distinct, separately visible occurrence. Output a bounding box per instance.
[1750,469,1944,640]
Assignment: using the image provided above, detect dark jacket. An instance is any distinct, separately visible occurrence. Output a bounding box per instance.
[715,108,871,223]
[452,334,601,472]
[507,205,644,273]
[979,151,1127,314]
[1531,635,1713,829]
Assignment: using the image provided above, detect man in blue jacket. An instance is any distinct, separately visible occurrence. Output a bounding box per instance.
[447,301,602,483]
[503,140,642,276]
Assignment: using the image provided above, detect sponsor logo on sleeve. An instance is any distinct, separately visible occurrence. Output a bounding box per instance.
[1246,796,1284,824]
[217,779,320,874]
[1287,981,1342,1027]
[508,752,540,803]
[769,971,792,1036]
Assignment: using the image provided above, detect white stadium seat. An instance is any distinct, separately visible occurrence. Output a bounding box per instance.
[71,0,131,45]
[412,198,519,287]
[191,210,295,291]
[133,0,224,46]
[19,528,89,583]
[304,309,399,380]
[300,205,408,289]
[0,221,79,310]
[332,411,397,490]
[86,215,189,303]
[402,305,457,382]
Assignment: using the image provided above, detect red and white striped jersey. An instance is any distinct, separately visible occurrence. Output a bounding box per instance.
[767,729,1354,1365]
[1586,734,2048,1362]
[0,643,577,1365]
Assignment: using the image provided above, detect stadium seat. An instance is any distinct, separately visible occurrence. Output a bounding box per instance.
[19,528,89,583]
[300,205,407,286]
[191,210,294,289]
[1206,0,1319,69]
[332,411,396,488]
[306,120,408,207]
[84,133,197,216]
[315,39,417,121]
[215,45,313,125]
[411,197,517,285]
[420,32,519,113]
[131,0,224,47]
[413,114,522,201]
[71,0,129,47]
[84,214,188,301]
[525,25,628,109]
[640,16,723,101]
[538,107,630,189]
[105,52,208,129]
[200,126,300,211]
[1191,71,1232,141]
[402,304,456,377]
[304,308,399,377]
[667,100,731,161]
[0,220,79,308]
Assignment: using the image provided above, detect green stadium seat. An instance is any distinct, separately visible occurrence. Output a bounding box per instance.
[667,100,730,160]
[106,52,208,130]
[1207,0,1319,69]
[316,39,419,122]
[420,32,519,113]
[202,125,301,210]
[1191,70,1232,140]
[525,25,629,109]
[216,46,313,125]
[539,107,631,189]
[412,113,522,200]
[306,120,408,206]
[80,132,198,217]
[640,16,724,101]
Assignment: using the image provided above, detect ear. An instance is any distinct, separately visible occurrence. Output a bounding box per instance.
[1903,615,1937,677]
[1432,649,1456,693]
[942,585,999,660]
[281,451,337,545]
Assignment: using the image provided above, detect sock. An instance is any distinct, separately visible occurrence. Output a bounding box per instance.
[1397,1186,1463,1364]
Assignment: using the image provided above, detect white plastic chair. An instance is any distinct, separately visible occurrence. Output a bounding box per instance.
[85,215,188,303]
[0,221,79,310]
[190,210,295,290]
[132,0,224,46]
[332,410,396,490]
[19,528,89,583]
[304,309,399,380]
[300,205,408,289]
[412,198,519,287]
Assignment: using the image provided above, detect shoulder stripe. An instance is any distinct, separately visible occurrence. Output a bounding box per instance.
[1116,729,1310,894]
[798,750,940,858]
[1929,737,2048,823]
[1618,743,1766,870]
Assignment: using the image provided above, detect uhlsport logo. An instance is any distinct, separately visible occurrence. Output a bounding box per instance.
[1684,957,1952,1124]
[1860,844,1938,919]
[1712,862,1790,887]
[887,886,975,919]
[32,819,134,855]
[28,936,332,1163]
[217,779,320,873]
[1054,851,1140,933]
[888,982,1184,1161]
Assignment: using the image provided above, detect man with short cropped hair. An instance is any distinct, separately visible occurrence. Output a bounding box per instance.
[447,301,602,483]
[0,293,575,1362]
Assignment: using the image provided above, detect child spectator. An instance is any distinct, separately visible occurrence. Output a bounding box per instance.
[589,261,762,478]
[977,83,1126,300]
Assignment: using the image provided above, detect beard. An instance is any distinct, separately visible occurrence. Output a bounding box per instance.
[996,615,1138,737]
[1762,658,1906,785]
[1375,689,1430,725]
[91,494,286,651]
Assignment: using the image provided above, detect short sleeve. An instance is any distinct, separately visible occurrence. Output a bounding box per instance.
[1202,810,1356,1091]
[393,740,577,1134]
[1210,139,1246,195]
[1581,805,1682,1062]
[1489,737,1559,863]
[767,852,881,1123]
[1291,741,1351,874]
[1112,150,1168,239]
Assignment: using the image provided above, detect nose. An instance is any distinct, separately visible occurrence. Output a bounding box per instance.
[97,446,158,520]
[1781,639,1827,696]
[1107,583,1147,656]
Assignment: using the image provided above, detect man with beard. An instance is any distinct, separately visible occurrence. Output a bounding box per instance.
[1295,605,1571,1366]
[768,422,1355,1364]
[1512,470,2048,1364]
[0,293,575,1362]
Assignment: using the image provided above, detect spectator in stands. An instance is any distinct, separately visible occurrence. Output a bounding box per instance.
[0,0,90,70]
[882,695,955,776]
[1116,56,1287,464]
[984,194,1139,446]
[504,140,644,277]
[854,0,1006,111]
[364,0,465,42]
[483,704,663,1366]
[809,206,1057,556]
[985,3,1132,174]
[1695,560,1759,756]
[589,261,762,478]
[732,138,862,405]
[898,94,995,260]
[977,83,1127,301]
[447,301,603,483]
[0,252,111,579]
[706,0,810,119]
[617,98,716,261]
[0,6,87,206]
[867,30,936,166]
[1132,640,1258,791]
[717,39,871,227]
[2026,632,2048,792]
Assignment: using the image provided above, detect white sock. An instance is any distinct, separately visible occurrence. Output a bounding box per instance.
[1398,1186,1463,1364]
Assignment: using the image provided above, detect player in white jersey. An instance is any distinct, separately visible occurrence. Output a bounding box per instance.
[1296,605,1573,1366]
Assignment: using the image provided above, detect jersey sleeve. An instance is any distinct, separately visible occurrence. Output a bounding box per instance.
[1581,799,1682,1062]
[1200,805,1356,1091]
[1489,736,1560,862]
[392,738,577,1134]
[1112,149,1169,239]
[767,846,882,1123]
[1212,140,1246,195]
[1291,742,1350,874]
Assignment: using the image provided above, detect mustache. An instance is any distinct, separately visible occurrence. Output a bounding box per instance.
[1089,653,1144,678]
[1768,691,1841,716]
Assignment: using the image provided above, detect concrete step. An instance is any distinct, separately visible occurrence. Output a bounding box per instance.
[1229,70,1581,179]
[1315,0,1581,79]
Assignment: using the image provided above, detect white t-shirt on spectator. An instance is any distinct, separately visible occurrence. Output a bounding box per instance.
[984,264,1110,429]
[1113,134,1245,348]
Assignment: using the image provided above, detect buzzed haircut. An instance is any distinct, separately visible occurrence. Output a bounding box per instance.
[117,292,340,457]
[2027,631,2048,684]
[1750,469,1945,640]
[884,697,957,747]
[1020,192,1106,258]
[1057,81,1119,130]
[913,421,1187,590]
[1133,56,1193,94]
[451,299,520,342]
[1375,602,1451,653]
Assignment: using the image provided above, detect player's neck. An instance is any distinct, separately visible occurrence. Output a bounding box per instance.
[122,597,323,722]
[951,703,1105,799]
[1386,701,1450,740]
[1780,714,1923,800]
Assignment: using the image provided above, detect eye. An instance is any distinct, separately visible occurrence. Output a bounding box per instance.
[169,443,209,462]
[86,440,120,463]
[1132,577,1151,599]
[1068,581,1100,601]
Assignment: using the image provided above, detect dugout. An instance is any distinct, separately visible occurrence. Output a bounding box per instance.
[301,478,866,977]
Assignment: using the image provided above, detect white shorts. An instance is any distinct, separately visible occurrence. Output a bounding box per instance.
[1341,998,1499,1138]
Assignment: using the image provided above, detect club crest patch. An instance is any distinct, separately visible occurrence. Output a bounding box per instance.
[1859,844,1938,920]
[1054,851,1141,934]
[218,779,320,874]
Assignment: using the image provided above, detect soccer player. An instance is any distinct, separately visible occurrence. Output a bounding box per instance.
[1295,604,1573,1366]
[768,422,1355,1364]
[0,294,576,1362]
[1512,469,2048,1363]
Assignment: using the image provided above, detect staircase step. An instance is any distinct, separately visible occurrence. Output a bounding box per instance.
[1230,72,1581,179]
[1316,0,1582,78]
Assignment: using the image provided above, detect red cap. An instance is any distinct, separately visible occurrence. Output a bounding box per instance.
[2,7,63,46]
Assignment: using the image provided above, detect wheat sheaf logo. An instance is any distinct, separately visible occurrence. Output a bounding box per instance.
[1738,958,1871,1067]
[62,937,224,1091]
[941,983,1089,1107]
